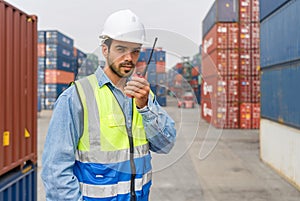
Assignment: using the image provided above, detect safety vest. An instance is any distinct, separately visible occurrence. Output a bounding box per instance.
[73,74,152,201]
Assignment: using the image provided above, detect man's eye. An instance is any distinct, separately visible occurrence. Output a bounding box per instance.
[116,47,126,52]
[132,50,140,54]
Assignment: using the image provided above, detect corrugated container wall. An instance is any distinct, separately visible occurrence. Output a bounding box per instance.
[202,0,239,37]
[0,0,38,176]
[260,0,300,68]
[259,0,291,21]
[0,165,37,201]
[261,61,300,129]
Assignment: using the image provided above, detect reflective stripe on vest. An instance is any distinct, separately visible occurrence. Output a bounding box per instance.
[80,170,152,198]
[74,74,152,199]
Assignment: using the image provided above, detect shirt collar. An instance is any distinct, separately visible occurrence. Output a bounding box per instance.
[94,66,112,88]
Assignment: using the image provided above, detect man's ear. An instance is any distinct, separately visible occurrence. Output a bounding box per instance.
[102,45,108,58]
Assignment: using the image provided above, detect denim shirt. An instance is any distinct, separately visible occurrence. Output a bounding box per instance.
[41,67,176,201]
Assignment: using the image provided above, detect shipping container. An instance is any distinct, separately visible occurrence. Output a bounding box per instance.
[261,62,300,128]
[45,56,75,72]
[226,102,239,128]
[259,0,290,21]
[202,76,226,101]
[201,98,226,128]
[0,164,37,201]
[240,0,251,22]
[45,69,74,84]
[251,76,260,102]
[202,0,239,37]
[240,49,251,76]
[227,49,239,75]
[46,44,73,59]
[45,30,74,49]
[37,43,45,57]
[203,23,229,54]
[45,84,69,99]
[239,76,251,102]
[260,0,300,67]
[156,49,166,62]
[251,0,260,22]
[202,49,227,76]
[240,102,252,129]
[252,103,260,128]
[0,0,37,176]
[260,119,300,189]
[37,31,45,43]
[156,61,165,73]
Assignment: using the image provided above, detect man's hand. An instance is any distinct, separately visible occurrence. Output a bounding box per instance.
[124,76,150,109]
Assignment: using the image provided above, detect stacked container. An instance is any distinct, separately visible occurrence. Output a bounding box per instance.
[0,1,38,199]
[76,53,100,80]
[73,47,87,79]
[260,0,300,190]
[201,0,260,129]
[137,48,167,106]
[37,31,46,110]
[43,30,75,109]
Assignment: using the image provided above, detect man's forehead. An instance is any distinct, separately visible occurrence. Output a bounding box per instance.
[112,39,142,48]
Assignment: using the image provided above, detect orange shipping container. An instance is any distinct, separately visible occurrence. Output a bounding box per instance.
[38,43,45,57]
[156,61,165,73]
[0,0,38,176]
[45,69,74,84]
[240,103,252,129]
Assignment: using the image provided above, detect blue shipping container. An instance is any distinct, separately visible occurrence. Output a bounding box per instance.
[45,30,74,49]
[156,73,166,85]
[145,48,156,63]
[156,50,166,62]
[260,0,291,21]
[261,61,300,128]
[46,44,74,59]
[147,71,157,85]
[46,56,75,72]
[138,51,147,62]
[202,0,239,38]
[260,0,300,68]
[0,165,37,201]
[45,84,69,99]
[38,31,45,43]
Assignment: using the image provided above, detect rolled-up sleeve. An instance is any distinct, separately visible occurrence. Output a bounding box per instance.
[137,95,176,154]
[41,86,83,201]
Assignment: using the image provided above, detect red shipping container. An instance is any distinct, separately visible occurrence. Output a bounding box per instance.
[227,76,239,102]
[202,50,223,77]
[240,103,252,129]
[226,102,239,129]
[240,49,251,76]
[252,103,260,129]
[251,23,260,49]
[240,76,251,102]
[191,66,199,77]
[227,23,239,49]
[45,69,75,84]
[240,0,251,22]
[239,23,251,49]
[228,49,239,75]
[251,49,260,76]
[201,76,226,101]
[201,99,226,128]
[202,23,228,54]
[0,1,37,176]
[156,61,165,73]
[251,76,260,102]
[38,43,45,57]
[251,0,260,22]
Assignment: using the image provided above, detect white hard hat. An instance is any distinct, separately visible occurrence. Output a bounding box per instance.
[100,9,148,45]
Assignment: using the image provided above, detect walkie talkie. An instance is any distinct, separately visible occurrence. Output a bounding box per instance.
[127,37,158,98]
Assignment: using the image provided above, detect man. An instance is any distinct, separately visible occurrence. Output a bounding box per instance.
[41,9,176,201]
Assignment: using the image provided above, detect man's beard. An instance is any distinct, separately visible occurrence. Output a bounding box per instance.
[108,57,135,78]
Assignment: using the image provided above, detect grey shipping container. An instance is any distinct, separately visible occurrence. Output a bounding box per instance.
[261,61,300,129]
[260,0,300,68]
[259,0,291,21]
[0,164,37,201]
[0,0,38,176]
[202,0,239,38]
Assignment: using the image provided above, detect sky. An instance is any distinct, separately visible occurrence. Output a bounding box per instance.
[5,0,215,65]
